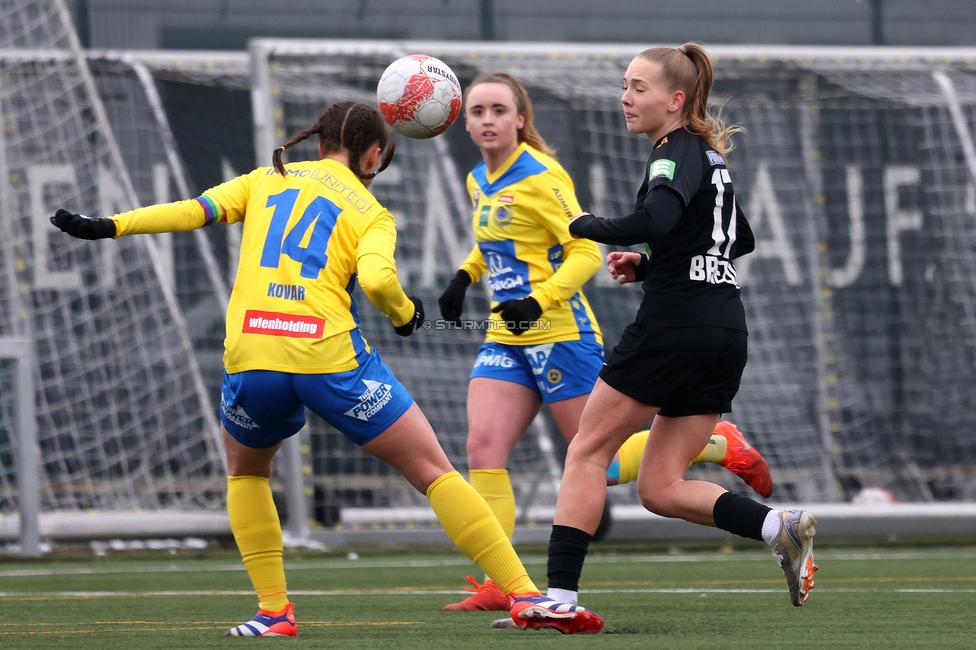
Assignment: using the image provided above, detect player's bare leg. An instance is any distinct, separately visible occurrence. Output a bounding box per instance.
[637,414,816,605]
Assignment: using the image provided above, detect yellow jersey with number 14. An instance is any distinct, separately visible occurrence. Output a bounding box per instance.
[460,143,603,346]
[112,159,415,375]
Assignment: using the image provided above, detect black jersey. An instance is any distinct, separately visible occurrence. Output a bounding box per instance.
[570,126,753,331]
[630,127,750,331]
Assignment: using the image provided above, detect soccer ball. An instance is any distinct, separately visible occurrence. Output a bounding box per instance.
[851,486,896,505]
[376,54,462,139]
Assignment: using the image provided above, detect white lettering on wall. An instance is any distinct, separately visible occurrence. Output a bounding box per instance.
[884,165,922,286]
[737,161,801,286]
[827,165,866,288]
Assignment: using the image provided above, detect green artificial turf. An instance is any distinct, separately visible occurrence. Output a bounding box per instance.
[2,546,975,648]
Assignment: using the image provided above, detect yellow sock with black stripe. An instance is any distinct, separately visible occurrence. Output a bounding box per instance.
[693,434,728,464]
[469,469,516,541]
[427,471,538,595]
[227,475,289,612]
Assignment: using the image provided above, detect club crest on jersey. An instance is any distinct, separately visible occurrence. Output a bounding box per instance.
[494,205,513,225]
[650,159,676,180]
[547,368,562,384]
[706,150,725,167]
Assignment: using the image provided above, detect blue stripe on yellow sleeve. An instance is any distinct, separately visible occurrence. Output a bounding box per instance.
[195,194,226,226]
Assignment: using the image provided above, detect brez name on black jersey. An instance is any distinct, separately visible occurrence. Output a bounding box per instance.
[688,168,739,286]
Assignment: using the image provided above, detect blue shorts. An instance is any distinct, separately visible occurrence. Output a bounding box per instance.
[219,348,415,448]
[469,340,604,404]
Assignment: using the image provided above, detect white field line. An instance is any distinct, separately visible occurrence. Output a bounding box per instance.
[2,587,976,599]
[2,549,974,579]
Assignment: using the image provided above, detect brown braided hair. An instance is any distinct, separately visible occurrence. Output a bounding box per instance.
[272,100,391,178]
[637,43,743,156]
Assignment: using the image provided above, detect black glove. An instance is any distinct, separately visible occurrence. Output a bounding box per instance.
[491,296,543,336]
[393,297,425,337]
[438,270,471,325]
[50,208,116,240]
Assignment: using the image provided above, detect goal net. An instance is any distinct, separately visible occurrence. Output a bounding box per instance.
[5,19,976,544]
[0,0,227,541]
[246,40,976,511]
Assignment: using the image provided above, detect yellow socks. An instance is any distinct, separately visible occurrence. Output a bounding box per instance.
[613,430,650,485]
[427,471,538,595]
[608,430,730,485]
[227,475,289,612]
[469,469,517,541]
[693,433,728,464]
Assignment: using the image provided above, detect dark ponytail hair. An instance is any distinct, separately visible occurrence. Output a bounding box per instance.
[272,100,391,178]
[637,42,743,156]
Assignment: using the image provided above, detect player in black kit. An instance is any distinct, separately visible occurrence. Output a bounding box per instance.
[526,44,819,630]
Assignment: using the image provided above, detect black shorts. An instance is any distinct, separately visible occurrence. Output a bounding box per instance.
[599,324,747,417]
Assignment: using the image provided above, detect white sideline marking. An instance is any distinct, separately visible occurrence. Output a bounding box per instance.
[2,587,976,599]
[2,549,974,578]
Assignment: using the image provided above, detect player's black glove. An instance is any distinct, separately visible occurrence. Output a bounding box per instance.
[393,297,425,337]
[438,270,471,326]
[50,208,116,240]
[491,296,543,336]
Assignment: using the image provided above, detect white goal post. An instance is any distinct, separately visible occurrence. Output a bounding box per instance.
[0,338,39,555]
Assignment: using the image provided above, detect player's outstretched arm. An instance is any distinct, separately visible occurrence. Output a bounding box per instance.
[569,186,685,246]
[52,194,238,240]
[50,209,116,240]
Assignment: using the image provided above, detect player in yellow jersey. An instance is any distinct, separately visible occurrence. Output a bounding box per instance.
[51,100,603,636]
[437,73,773,616]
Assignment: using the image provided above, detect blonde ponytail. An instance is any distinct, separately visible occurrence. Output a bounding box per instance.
[638,43,743,156]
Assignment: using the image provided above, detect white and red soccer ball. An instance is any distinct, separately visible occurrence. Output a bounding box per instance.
[376,54,462,139]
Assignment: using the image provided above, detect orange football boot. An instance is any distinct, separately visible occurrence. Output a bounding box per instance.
[715,421,774,498]
[224,602,297,637]
[442,576,512,611]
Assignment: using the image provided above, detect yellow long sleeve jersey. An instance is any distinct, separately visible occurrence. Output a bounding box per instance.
[460,143,603,346]
[112,160,415,374]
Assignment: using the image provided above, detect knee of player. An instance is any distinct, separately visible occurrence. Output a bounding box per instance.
[465,433,505,468]
[565,431,614,468]
[637,483,675,517]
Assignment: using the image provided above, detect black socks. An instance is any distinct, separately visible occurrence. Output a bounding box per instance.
[546,525,593,592]
[712,491,771,542]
